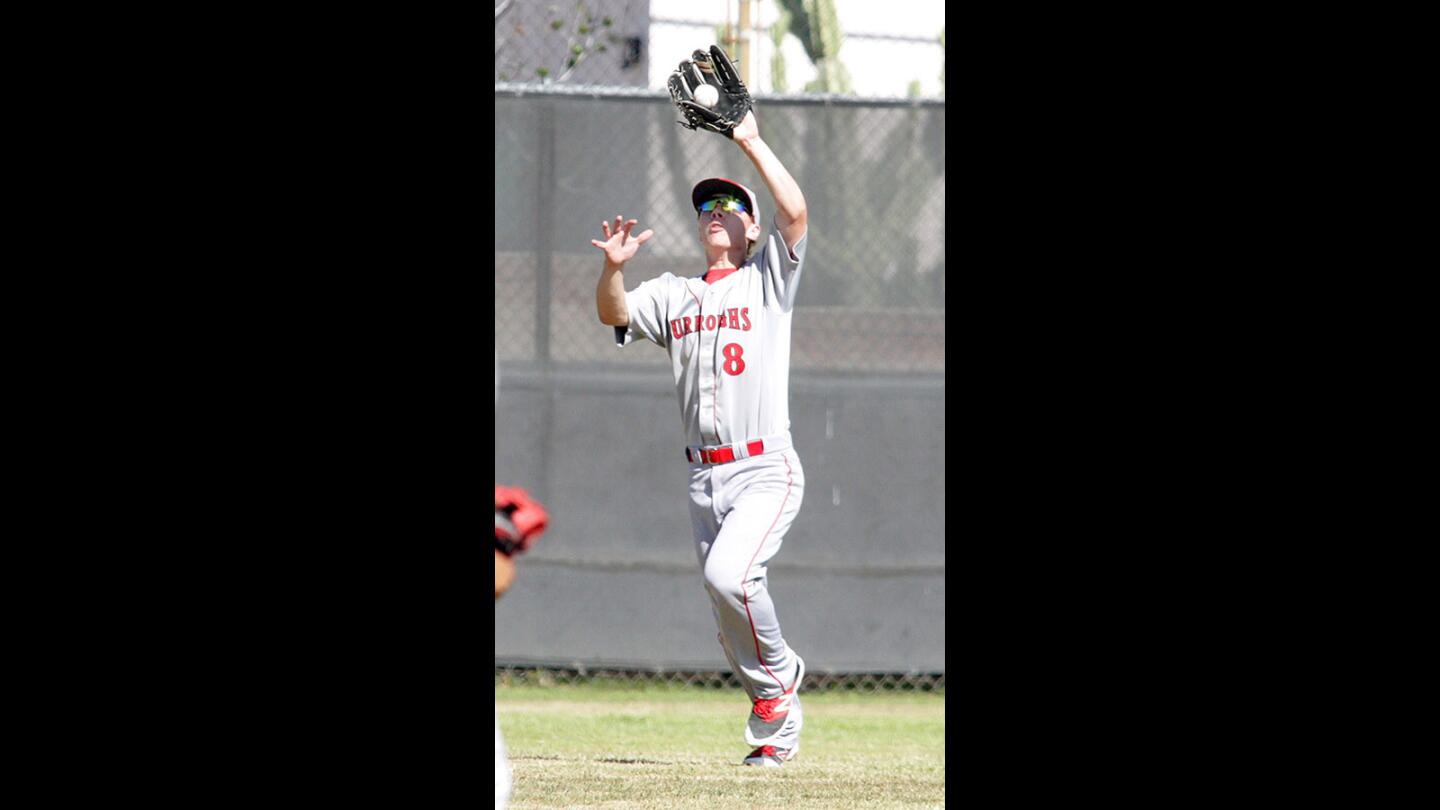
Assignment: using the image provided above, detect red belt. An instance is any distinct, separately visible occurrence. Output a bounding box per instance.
[687,440,764,465]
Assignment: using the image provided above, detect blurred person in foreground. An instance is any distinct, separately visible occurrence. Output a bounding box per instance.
[495,357,550,808]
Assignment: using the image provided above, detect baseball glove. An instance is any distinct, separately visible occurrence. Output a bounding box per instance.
[667,45,752,138]
[495,485,548,557]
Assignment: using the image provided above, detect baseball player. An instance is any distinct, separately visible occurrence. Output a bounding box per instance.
[494,484,547,808]
[591,46,809,768]
[495,360,551,807]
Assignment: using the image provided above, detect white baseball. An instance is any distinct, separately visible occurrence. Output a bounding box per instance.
[693,84,720,108]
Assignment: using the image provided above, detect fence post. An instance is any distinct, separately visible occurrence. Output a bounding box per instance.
[534,99,555,367]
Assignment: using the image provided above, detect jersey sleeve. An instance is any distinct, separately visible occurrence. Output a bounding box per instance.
[613,273,673,348]
[754,228,808,312]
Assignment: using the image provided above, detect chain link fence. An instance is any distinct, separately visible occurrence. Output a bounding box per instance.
[495,4,945,680]
[495,0,649,87]
[495,0,945,100]
[495,86,944,374]
[497,665,945,693]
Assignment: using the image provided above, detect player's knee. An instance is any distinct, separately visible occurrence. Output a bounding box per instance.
[702,564,748,604]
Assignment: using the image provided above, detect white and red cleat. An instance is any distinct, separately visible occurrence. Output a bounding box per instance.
[743,743,799,767]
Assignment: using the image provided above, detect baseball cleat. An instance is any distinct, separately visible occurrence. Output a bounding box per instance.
[743,743,798,767]
[746,656,805,746]
[745,693,793,744]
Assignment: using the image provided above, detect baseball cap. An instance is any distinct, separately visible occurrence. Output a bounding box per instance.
[692,177,760,225]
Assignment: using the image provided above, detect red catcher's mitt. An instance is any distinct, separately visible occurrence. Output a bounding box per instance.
[495,485,548,557]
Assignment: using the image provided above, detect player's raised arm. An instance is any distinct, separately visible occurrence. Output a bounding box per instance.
[668,45,807,250]
[731,111,807,249]
[591,215,653,326]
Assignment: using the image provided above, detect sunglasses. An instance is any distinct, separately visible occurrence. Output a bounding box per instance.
[699,196,749,215]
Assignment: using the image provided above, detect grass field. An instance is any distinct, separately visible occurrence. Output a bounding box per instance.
[497,680,946,809]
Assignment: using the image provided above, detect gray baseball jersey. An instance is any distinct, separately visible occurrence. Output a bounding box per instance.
[614,230,807,449]
[611,227,809,743]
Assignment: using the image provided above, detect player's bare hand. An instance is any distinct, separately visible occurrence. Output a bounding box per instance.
[590,215,655,267]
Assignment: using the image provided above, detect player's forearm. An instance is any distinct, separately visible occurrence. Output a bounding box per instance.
[596,261,630,326]
[736,135,807,232]
[495,549,515,599]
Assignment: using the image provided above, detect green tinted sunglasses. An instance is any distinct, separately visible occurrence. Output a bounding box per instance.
[699,196,749,215]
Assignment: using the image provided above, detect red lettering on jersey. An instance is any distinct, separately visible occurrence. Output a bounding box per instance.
[716,313,727,329]
[704,315,716,332]
[727,308,740,330]
[670,319,684,340]
[740,307,752,331]
[685,316,695,335]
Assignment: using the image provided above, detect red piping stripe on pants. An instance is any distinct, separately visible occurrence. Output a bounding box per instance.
[740,452,797,695]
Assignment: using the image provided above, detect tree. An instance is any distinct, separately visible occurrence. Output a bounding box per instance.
[494,0,621,85]
[775,0,852,94]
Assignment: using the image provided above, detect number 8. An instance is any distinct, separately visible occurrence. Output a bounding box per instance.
[722,343,746,376]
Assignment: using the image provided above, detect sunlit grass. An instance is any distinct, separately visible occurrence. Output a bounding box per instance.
[498,681,946,809]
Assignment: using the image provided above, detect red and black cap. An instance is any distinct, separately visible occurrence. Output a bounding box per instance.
[691,177,760,225]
